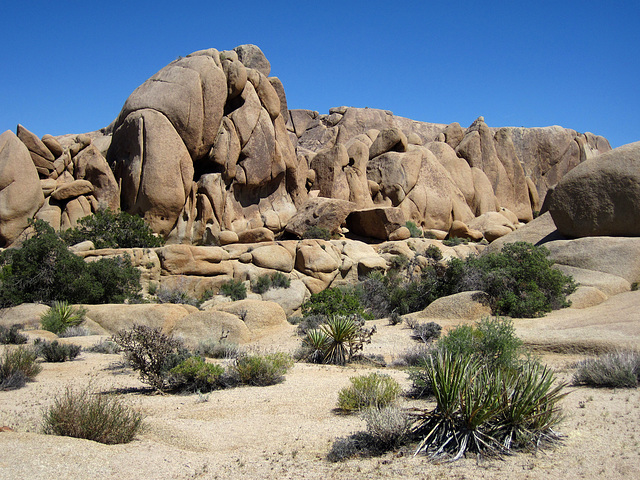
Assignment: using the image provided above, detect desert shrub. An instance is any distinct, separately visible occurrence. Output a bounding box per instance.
[302,226,331,240]
[270,272,291,289]
[40,301,87,335]
[411,322,442,343]
[60,209,164,249]
[442,236,468,246]
[301,315,376,365]
[444,242,576,318]
[156,286,199,306]
[168,356,225,392]
[86,339,121,354]
[301,287,370,319]
[405,221,422,238]
[0,220,141,307]
[228,352,294,386]
[148,282,158,295]
[34,339,81,362]
[42,386,142,444]
[294,314,326,336]
[413,351,566,460]
[0,324,27,345]
[58,325,91,338]
[362,405,412,449]
[0,346,41,390]
[424,245,443,262]
[327,433,374,462]
[388,254,409,272]
[337,373,401,412]
[251,274,272,294]
[358,272,392,319]
[219,279,247,301]
[194,338,241,359]
[388,311,402,325]
[112,325,190,391]
[573,351,640,388]
[397,344,431,367]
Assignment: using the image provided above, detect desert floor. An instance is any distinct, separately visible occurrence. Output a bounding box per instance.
[2,292,640,480]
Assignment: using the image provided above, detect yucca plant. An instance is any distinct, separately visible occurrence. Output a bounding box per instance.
[319,316,358,365]
[40,301,87,335]
[303,329,329,363]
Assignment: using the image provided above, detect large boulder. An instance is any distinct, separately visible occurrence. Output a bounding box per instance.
[346,207,406,240]
[0,131,45,246]
[285,197,356,238]
[548,142,640,237]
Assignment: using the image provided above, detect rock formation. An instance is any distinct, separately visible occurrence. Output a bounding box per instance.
[0,44,613,248]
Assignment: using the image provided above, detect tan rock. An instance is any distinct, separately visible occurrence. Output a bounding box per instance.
[369,127,408,159]
[0,303,50,329]
[51,179,94,201]
[309,144,350,201]
[448,220,484,241]
[35,197,62,231]
[172,310,251,345]
[0,131,45,246]
[73,145,119,211]
[295,242,340,274]
[41,134,64,158]
[234,44,271,76]
[218,230,239,245]
[261,279,309,316]
[213,299,288,338]
[418,291,492,320]
[566,286,608,309]
[285,197,356,238]
[389,226,410,241]
[346,207,406,240]
[358,256,388,277]
[223,59,248,100]
[157,245,232,276]
[251,244,294,272]
[554,264,630,298]
[82,303,194,334]
[237,227,274,243]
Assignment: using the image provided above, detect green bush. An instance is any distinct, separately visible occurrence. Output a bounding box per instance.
[405,221,423,238]
[228,352,294,386]
[573,351,640,388]
[270,272,291,289]
[413,351,566,460]
[0,220,141,307]
[0,346,41,390]
[0,324,28,345]
[424,245,443,262]
[302,226,331,240]
[194,339,241,359]
[61,209,164,249]
[220,279,247,301]
[301,287,370,319]
[40,301,86,335]
[168,356,225,392]
[411,322,442,344]
[251,274,272,294]
[34,339,82,362]
[42,386,142,444]
[337,373,401,412]
[112,325,190,391]
[301,315,376,365]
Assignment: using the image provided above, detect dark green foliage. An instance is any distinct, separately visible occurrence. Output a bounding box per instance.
[413,351,566,460]
[219,279,247,301]
[0,346,41,390]
[42,386,142,444]
[251,274,272,294]
[40,301,86,335]
[302,226,331,240]
[60,209,164,249]
[301,287,371,319]
[442,236,468,247]
[228,352,294,386]
[337,373,401,412]
[424,245,443,262]
[443,242,576,318]
[0,324,27,345]
[411,322,442,343]
[168,356,225,392]
[270,272,291,289]
[405,221,423,238]
[573,351,640,388]
[34,339,81,362]
[0,220,141,307]
[301,315,376,365]
[112,325,190,391]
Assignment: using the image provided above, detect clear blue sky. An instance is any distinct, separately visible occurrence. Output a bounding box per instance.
[1,1,638,148]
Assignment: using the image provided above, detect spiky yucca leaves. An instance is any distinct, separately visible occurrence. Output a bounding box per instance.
[303,329,329,364]
[413,351,566,461]
[319,316,358,365]
[40,301,86,335]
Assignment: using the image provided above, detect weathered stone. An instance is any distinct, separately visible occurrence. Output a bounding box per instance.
[74,144,120,210]
[369,127,408,159]
[173,310,252,345]
[0,131,45,246]
[237,227,274,243]
[51,179,94,201]
[448,220,484,241]
[251,244,294,272]
[548,142,640,237]
[234,44,271,76]
[218,230,238,245]
[285,197,356,238]
[418,291,491,320]
[309,144,350,200]
[261,279,309,316]
[213,299,288,338]
[41,134,64,158]
[157,245,232,276]
[389,226,410,241]
[468,212,515,242]
[83,303,195,334]
[347,207,406,241]
[16,124,55,166]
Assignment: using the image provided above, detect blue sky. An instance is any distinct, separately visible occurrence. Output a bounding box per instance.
[1,1,638,148]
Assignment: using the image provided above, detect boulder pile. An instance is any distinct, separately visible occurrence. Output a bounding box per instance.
[0,44,612,249]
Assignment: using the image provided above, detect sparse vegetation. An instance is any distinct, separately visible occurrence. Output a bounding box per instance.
[228,352,294,386]
[60,209,164,249]
[156,285,199,306]
[302,226,331,240]
[112,325,190,391]
[195,338,242,359]
[251,272,290,294]
[0,324,27,345]
[573,351,640,388]
[301,287,370,319]
[86,339,121,354]
[34,339,82,362]
[42,385,143,444]
[168,356,225,392]
[40,301,87,335]
[405,221,423,238]
[337,373,401,412]
[301,315,376,365]
[0,346,41,390]
[220,279,247,301]
[410,322,442,343]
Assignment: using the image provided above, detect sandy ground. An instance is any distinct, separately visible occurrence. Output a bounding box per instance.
[2,294,640,480]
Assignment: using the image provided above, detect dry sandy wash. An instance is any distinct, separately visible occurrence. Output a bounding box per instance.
[2,292,640,480]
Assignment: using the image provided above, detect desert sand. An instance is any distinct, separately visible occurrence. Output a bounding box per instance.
[2,293,640,480]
